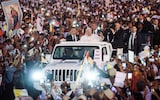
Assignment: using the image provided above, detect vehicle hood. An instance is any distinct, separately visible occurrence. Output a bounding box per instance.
[43,60,82,71]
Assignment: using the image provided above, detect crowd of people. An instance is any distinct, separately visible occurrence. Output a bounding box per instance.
[0,0,160,100]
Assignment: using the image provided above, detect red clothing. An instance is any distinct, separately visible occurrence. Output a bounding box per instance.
[131,70,142,92]
[0,29,4,37]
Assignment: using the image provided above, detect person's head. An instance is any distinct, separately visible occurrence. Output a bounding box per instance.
[153,19,159,25]
[137,22,143,29]
[154,45,159,50]
[131,26,137,33]
[152,79,159,88]
[61,82,68,94]
[85,27,92,36]
[91,22,98,31]
[115,22,121,31]
[70,27,77,35]
[146,36,151,42]
[139,14,144,21]
[136,80,146,92]
[128,22,133,29]
[60,25,65,33]
[10,6,17,15]
[64,47,74,57]
[29,42,34,48]
[10,6,14,11]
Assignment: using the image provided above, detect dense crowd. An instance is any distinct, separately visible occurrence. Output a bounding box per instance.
[0,0,160,100]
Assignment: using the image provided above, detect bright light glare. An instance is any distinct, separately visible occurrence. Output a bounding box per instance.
[30,37,34,41]
[51,20,56,25]
[73,20,77,25]
[29,28,32,32]
[23,44,27,48]
[41,8,45,11]
[86,71,98,81]
[88,81,93,87]
[32,71,43,81]
[45,12,50,16]
[41,53,44,57]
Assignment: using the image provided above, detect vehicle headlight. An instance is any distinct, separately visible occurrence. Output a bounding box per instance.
[83,70,99,87]
[31,70,43,81]
[86,71,99,82]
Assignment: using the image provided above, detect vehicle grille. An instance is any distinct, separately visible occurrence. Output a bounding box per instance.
[52,69,78,82]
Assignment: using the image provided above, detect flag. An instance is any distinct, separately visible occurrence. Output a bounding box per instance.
[49,23,53,33]
[1,0,23,33]
[107,63,113,70]
[74,51,93,91]
[36,16,44,32]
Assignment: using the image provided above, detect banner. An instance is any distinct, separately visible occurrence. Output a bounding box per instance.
[1,0,23,36]
[36,15,44,32]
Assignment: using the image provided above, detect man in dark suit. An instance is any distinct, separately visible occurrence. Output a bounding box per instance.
[135,14,153,34]
[110,22,124,56]
[128,26,141,55]
[123,22,133,53]
[111,22,124,49]
[104,26,114,43]
[66,27,80,41]
[151,19,160,48]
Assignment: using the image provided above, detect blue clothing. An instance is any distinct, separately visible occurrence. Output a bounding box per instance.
[13,15,18,29]
[5,66,16,83]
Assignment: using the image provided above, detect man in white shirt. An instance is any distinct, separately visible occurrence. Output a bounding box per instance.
[80,27,103,42]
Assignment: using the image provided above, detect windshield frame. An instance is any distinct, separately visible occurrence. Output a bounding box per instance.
[52,46,99,60]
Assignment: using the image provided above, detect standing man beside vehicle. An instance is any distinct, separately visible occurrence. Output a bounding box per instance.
[128,26,141,55]
[66,27,80,41]
[111,22,124,56]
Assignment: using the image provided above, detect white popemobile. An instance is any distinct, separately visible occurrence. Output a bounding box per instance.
[33,42,113,91]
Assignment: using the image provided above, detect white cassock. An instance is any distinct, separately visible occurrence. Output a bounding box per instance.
[79,34,102,42]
